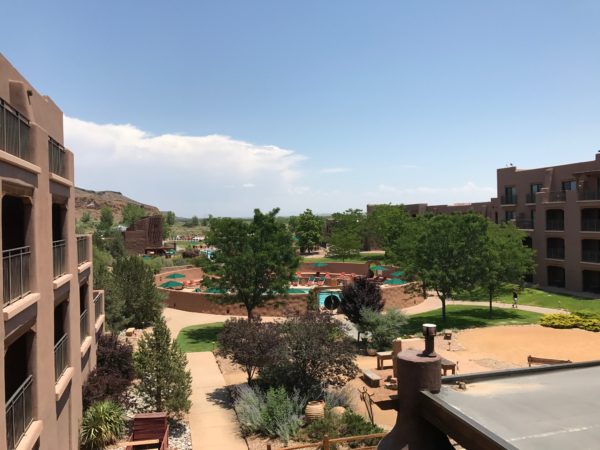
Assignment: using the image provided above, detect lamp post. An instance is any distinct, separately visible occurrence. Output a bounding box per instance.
[421,323,437,357]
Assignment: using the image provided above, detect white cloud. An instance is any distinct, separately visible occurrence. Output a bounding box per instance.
[242,183,255,188]
[320,167,351,174]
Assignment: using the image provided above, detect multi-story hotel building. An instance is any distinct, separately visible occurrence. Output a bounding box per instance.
[1,54,105,450]
[369,152,600,295]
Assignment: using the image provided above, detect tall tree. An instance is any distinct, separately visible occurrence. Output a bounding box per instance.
[99,207,114,231]
[290,209,323,254]
[165,211,176,226]
[109,256,163,329]
[121,203,145,226]
[340,277,384,341]
[365,204,410,251]
[480,223,536,315]
[133,316,192,417]
[414,213,488,321]
[327,209,365,261]
[206,208,299,319]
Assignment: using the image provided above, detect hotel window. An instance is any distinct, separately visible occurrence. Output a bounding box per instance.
[505,211,514,222]
[561,180,576,191]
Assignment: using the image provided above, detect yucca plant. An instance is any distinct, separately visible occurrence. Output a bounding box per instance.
[80,400,125,450]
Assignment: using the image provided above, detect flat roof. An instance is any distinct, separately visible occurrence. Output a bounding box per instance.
[433,364,600,449]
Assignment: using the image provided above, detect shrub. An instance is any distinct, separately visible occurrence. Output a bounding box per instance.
[307,289,320,311]
[97,333,134,380]
[83,370,131,410]
[540,313,600,332]
[359,309,407,351]
[217,318,282,383]
[340,278,384,340]
[301,409,383,448]
[259,313,358,397]
[323,386,355,408]
[80,400,125,450]
[234,385,266,436]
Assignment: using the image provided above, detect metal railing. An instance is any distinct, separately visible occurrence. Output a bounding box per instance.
[93,291,102,320]
[525,193,536,204]
[546,220,565,231]
[54,334,69,381]
[500,195,517,205]
[2,246,31,305]
[516,219,534,230]
[80,309,89,344]
[582,250,600,263]
[6,375,33,450]
[77,235,89,265]
[582,218,600,232]
[548,191,567,202]
[48,138,66,177]
[578,190,600,201]
[0,99,30,162]
[52,239,66,279]
[547,248,565,259]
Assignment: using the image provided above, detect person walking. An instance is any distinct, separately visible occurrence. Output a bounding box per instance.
[512,289,518,309]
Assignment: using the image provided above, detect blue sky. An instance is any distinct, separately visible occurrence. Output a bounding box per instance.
[3,1,600,217]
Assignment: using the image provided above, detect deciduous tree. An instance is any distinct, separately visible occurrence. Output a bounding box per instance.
[289,209,323,254]
[340,277,384,340]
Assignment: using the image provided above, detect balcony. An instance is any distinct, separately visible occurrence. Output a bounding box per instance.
[54,334,69,382]
[77,235,89,265]
[52,239,66,279]
[547,248,565,260]
[582,250,600,263]
[579,190,600,201]
[80,309,89,344]
[516,219,534,230]
[0,100,31,162]
[48,138,66,177]
[2,246,31,306]
[525,193,537,204]
[548,191,567,202]
[500,195,517,205]
[546,220,565,231]
[582,219,600,232]
[94,291,103,320]
[6,375,33,450]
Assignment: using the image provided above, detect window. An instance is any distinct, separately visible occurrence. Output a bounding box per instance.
[531,183,543,194]
[505,211,514,222]
[561,180,576,191]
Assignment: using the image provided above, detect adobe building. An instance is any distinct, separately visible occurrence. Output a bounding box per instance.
[123,215,165,256]
[0,53,104,450]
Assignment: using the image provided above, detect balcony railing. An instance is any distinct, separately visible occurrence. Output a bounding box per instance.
[77,235,89,265]
[578,190,600,201]
[500,195,517,205]
[547,248,565,259]
[516,219,534,230]
[2,246,31,306]
[582,219,600,232]
[582,249,600,263]
[0,99,30,162]
[48,138,66,177]
[525,193,537,204]
[6,375,33,450]
[80,309,89,344]
[546,220,565,231]
[52,239,66,279]
[94,291,102,320]
[548,191,567,202]
[54,334,69,381]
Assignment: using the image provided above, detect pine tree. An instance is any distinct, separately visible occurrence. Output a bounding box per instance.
[133,316,192,417]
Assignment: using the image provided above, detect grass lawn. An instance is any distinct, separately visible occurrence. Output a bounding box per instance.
[301,252,387,264]
[176,322,224,352]
[456,286,600,315]
[403,305,542,335]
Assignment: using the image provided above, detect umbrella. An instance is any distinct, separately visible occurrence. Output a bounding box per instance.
[370,265,387,271]
[165,273,185,279]
[384,278,406,285]
[205,287,225,294]
[390,271,404,277]
[312,262,329,268]
[159,281,183,288]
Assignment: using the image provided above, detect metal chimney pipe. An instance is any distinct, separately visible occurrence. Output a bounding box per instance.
[421,323,437,357]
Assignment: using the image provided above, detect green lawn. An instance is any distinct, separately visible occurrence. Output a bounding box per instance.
[176,322,224,352]
[403,305,542,335]
[455,286,600,315]
[301,252,387,264]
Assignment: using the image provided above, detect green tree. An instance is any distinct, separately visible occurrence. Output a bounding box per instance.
[414,213,488,321]
[365,204,410,251]
[206,208,299,319]
[81,211,91,223]
[290,209,322,254]
[340,277,384,341]
[184,215,200,227]
[121,203,145,226]
[110,256,163,329]
[133,316,192,416]
[480,222,536,315]
[165,211,176,226]
[327,209,365,261]
[99,207,114,231]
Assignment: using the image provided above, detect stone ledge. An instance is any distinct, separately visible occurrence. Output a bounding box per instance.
[78,261,92,273]
[95,314,105,333]
[3,293,40,321]
[49,172,73,187]
[55,367,74,401]
[14,419,43,450]
[0,150,41,174]
[80,336,92,358]
[53,273,73,290]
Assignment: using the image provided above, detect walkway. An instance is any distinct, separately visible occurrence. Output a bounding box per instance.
[163,308,248,450]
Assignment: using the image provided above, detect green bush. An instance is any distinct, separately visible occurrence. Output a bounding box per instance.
[323,386,355,408]
[234,385,266,436]
[80,400,125,450]
[301,409,383,448]
[540,313,600,332]
[359,309,407,351]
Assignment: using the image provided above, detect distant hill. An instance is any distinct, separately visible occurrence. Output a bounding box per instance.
[75,187,161,222]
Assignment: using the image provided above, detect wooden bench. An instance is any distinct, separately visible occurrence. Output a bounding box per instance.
[362,369,382,388]
[527,355,572,367]
[123,439,159,447]
[441,358,457,376]
[376,351,393,370]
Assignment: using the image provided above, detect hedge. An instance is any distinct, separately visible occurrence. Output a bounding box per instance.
[540,313,600,332]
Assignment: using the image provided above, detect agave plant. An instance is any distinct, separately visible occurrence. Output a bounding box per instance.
[80,400,125,450]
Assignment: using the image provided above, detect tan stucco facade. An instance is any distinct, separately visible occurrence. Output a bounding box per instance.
[1,53,105,450]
